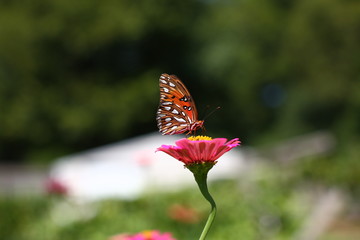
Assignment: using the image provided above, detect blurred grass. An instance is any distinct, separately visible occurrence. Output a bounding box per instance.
[0,179,304,240]
[1,147,358,239]
[1,147,360,240]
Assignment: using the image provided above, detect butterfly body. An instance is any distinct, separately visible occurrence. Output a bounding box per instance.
[157,73,204,135]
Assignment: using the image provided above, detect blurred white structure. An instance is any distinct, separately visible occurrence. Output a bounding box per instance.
[49,133,245,202]
[293,188,345,240]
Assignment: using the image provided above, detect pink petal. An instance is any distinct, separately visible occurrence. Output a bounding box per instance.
[157,137,240,165]
[175,139,198,162]
[227,138,241,147]
[178,148,192,164]
[205,139,226,161]
[174,138,191,149]
[212,138,240,160]
[198,142,207,160]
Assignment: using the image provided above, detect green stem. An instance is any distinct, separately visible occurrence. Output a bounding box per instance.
[194,169,217,240]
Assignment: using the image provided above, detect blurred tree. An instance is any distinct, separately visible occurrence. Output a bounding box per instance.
[190,0,360,144]
[0,0,203,161]
[0,0,359,162]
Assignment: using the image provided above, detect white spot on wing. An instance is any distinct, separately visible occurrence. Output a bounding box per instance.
[163,87,169,93]
[164,106,171,110]
[160,80,167,84]
[165,118,172,122]
[172,109,179,114]
[162,102,172,105]
[174,117,186,123]
[169,82,175,87]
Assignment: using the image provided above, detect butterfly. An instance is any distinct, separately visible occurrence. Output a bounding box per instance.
[156,73,204,135]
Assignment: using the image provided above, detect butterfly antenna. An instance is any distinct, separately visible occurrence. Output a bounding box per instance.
[200,105,211,120]
[203,106,221,120]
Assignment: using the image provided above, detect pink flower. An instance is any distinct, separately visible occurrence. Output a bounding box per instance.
[110,230,176,240]
[45,178,68,196]
[156,136,240,165]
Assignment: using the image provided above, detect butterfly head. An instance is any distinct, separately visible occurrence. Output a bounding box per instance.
[187,120,205,135]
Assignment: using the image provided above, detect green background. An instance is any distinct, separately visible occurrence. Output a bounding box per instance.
[0,0,359,239]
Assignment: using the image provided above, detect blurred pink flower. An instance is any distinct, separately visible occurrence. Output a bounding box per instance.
[135,150,154,167]
[110,230,176,240]
[45,178,68,196]
[156,136,240,165]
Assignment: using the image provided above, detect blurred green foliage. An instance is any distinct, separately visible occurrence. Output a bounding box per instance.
[1,1,359,238]
[0,0,359,162]
[0,179,306,240]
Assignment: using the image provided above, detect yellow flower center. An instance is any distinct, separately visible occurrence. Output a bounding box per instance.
[187,135,212,141]
[141,230,153,238]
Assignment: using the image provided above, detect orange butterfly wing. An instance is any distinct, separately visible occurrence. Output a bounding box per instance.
[157,73,204,135]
